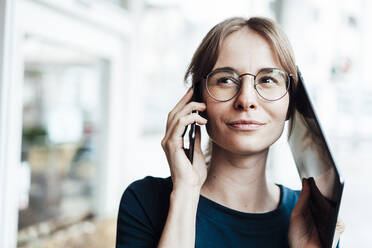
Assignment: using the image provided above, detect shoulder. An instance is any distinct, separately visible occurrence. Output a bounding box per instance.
[120,175,173,211]
[118,176,173,234]
[278,184,301,216]
[122,175,173,198]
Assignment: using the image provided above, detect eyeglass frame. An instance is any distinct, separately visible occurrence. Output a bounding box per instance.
[203,67,293,102]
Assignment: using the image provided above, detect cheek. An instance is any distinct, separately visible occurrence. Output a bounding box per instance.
[201,90,219,121]
[263,98,289,142]
[203,102,228,139]
[204,104,220,131]
[266,96,290,122]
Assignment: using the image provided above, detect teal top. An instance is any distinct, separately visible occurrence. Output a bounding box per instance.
[116,176,339,247]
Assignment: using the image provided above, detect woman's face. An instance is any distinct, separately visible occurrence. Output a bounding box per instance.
[202,27,289,155]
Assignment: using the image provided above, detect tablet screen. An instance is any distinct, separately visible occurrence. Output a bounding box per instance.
[288,68,345,247]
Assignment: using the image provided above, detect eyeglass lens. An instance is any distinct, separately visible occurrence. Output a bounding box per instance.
[206,68,288,101]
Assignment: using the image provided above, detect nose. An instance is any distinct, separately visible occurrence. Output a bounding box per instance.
[233,75,258,111]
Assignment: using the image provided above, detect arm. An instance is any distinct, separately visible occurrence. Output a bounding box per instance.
[157,188,200,248]
[158,88,208,247]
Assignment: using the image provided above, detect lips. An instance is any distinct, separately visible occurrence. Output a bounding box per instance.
[227,119,265,131]
[227,120,265,125]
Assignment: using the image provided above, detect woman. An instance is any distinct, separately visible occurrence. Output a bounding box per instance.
[116,17,344,247]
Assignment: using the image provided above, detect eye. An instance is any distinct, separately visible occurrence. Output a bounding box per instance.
[259,76,277,84]
[217,77,236,85]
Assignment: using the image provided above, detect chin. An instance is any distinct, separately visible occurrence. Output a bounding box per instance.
[209,130,281,156]
[223,138,271,155]
[207,131,269,154]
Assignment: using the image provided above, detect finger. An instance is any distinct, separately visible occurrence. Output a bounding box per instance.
[166,87,194,131]
[175,102,206,121]
[164,110,204,145]
[163,112,207,152]
[166,113,207,150]
[292,178,311,216]
[169,102,206,137]
[331,218,345,248]
[335,218,345,234]
[168,87,194,122]
[193,125,208,171]
[194,125,202,153]
[193,125,206,163]
[172,113,207,139]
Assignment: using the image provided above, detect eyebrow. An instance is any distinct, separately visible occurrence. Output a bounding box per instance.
[213,66,237,72]
[212,66,281,75]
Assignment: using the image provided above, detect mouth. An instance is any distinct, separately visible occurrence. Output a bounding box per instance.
[226,119,265,131]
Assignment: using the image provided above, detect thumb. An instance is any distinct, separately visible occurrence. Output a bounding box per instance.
[292,178,311,216]
[332,218,345,248]
[194,125,202,154]
[193,125,206,167]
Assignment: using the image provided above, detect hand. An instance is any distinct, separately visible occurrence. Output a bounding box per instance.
[288,178,345,248]
[161,87,208,192]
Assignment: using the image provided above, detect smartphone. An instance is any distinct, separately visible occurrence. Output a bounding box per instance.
[185,83,205,163]
[288,67,344,248]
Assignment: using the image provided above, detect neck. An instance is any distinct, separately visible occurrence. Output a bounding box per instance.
[200,143,280,213]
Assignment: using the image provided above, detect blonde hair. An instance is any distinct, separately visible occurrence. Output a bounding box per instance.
[184,16,298,162]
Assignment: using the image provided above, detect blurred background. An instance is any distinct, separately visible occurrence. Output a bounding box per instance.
[0,0,371,247]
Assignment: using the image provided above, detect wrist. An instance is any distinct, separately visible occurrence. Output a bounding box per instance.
[169,188,200,222]
[172,181,202,194]
[171,187,200,200]
[171,187,200,207]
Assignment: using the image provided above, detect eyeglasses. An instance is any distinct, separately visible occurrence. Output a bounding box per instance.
[205,67,292,102]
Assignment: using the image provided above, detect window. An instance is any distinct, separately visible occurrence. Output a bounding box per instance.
[18,35,107,232]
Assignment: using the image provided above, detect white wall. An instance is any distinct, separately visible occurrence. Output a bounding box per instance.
[0,0,23,247]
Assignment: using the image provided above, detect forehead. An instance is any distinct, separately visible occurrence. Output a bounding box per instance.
[213,27,281,74]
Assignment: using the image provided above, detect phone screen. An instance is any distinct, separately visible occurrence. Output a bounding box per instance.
[288,68,344,247]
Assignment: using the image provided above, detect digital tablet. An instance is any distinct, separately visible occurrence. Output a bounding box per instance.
[288,67,345,248]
